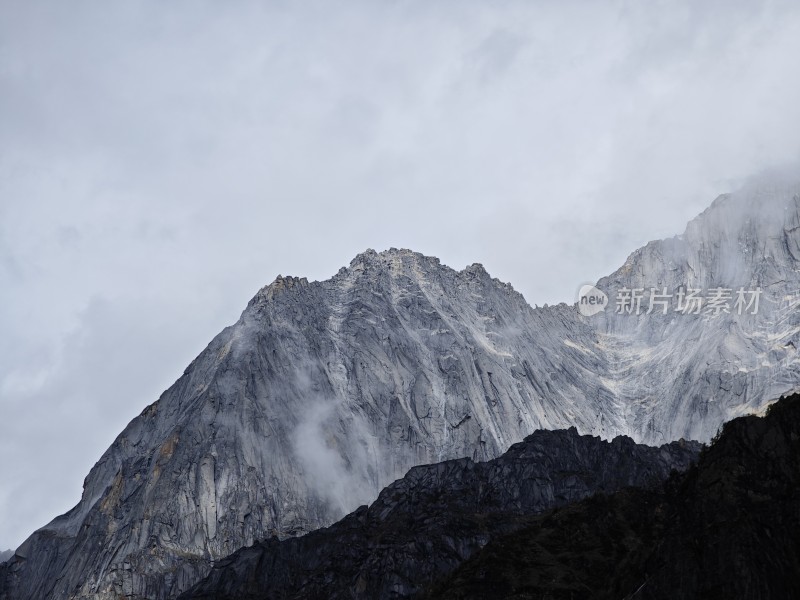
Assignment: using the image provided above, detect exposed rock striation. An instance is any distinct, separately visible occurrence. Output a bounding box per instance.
[2,176,800,598]
[1,251,619,599]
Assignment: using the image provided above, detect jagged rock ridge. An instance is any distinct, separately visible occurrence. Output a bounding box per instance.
[0,250,619,600]
[178,428,700,599]
[2,176,800,599]
[423,393,800,599]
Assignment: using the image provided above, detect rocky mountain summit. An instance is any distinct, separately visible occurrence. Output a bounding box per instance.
[178,428,700,599]
[2,177,800,599]
[2,248,615,600]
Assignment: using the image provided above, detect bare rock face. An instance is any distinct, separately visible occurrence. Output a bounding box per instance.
[2,176,800,599]
[0,252,617,600]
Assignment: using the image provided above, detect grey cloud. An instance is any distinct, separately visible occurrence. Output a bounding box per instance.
[292,398,382,517]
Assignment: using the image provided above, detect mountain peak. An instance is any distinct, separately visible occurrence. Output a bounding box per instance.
[347,247,442,268]
[247,274,310,307]
[349,247,379,266]
[4,176,800,599]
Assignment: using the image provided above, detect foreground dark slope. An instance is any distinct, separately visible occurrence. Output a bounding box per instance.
[427,393,800,600]
[179,429,700,599]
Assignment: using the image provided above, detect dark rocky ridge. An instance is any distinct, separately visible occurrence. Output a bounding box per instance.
[425,393,800,599]
[179,428,700,599]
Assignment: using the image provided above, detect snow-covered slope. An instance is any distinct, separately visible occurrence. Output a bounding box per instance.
[2,176,799,599]
[594,177,800,442]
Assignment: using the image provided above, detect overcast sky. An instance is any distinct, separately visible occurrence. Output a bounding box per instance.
[2,0,800,550]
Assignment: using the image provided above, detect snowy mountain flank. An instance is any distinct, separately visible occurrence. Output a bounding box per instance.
[593,178,800,443]
[2,177,800,599]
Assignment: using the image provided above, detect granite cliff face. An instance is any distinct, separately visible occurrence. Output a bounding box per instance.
[179,429,700,599]
[0,251,618,600]
[2,177,800,599]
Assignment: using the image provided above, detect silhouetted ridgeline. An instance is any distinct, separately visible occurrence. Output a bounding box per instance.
[177,394,800,599]
[425,393,800,600]
[179,427,700,599]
